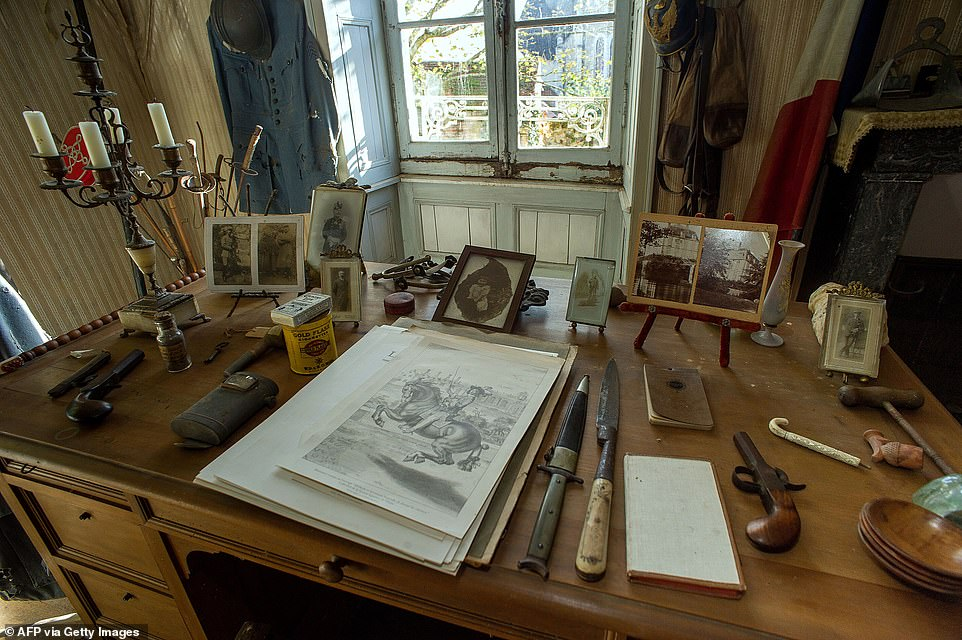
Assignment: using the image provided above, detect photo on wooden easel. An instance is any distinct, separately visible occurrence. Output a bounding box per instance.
[626,213,778,324]
[205,215,305,293]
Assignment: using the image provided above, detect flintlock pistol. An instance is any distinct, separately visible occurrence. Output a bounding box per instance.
[732,431,805,553]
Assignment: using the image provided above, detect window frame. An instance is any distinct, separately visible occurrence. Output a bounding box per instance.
[383,0,631,173]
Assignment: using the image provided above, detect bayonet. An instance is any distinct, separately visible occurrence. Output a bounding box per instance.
[519,375,589,580]
[575,359,619,581]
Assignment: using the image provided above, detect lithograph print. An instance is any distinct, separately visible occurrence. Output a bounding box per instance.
[280,334,562,537]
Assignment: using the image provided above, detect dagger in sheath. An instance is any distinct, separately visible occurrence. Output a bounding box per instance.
[575,359,619,581]
[519,375,589,580]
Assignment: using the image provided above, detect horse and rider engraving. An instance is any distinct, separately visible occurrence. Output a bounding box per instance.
[372,381,491,471]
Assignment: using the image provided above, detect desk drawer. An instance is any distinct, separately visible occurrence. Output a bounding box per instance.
[31,487,165,582]
[67,567,190,640]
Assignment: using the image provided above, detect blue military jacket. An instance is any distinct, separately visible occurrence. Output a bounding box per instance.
[208,0,339,213]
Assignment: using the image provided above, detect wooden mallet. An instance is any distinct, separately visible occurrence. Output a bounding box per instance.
[838,385,955,475]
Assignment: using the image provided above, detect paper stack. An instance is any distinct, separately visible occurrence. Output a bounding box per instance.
[196,324,568,574]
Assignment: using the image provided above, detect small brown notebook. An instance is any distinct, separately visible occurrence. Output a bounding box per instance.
[643,365,713,430]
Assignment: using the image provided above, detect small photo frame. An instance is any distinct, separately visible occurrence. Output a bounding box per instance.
[627,213,778,324]
[566,257,616,328]
[433,246,536,333]
[320,257,362,322]
[308,182,368,257]
[205,215,305,293]
[819,294,886,378]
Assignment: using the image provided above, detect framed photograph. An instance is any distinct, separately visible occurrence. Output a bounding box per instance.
[566,257,616,327]
[205,215,305,293]
[308,182,368,258]
[320,257,362,322]
[433,246,536,333]
[626,213,778,324]
[819,294,886,378]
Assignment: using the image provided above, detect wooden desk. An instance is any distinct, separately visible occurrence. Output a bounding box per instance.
[1,269,960,639]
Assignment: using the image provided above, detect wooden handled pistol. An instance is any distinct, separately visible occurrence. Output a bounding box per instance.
[732,431,805,553]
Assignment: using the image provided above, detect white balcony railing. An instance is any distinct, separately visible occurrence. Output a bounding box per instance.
[415,95,610,147]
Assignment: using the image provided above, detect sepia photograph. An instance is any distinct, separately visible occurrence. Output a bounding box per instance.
[627,213,777,324]
[630,218,701,305]
[320,257,362,322]
[205,215,305,293]
[257,222,299,286]
[308,182,368,257]
[819,294,886,378]
[566,257,616,327]
[692,227,772,314]
[208,222,252,287]
[433,246,536,333]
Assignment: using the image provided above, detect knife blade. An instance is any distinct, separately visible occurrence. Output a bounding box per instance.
[575,359,619,581]
[518,375,589,580]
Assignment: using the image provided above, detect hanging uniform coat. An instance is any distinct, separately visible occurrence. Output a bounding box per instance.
[208,0,339,214]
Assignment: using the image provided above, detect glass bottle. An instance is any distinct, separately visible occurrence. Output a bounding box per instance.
[154,311,191,372]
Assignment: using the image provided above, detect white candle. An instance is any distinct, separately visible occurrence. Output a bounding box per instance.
[147,102,176,147]
[22,111,59,156]
[79,121,112,169]
[107,107,125,143]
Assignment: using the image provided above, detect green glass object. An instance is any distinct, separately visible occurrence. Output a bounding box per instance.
[912,474,962,526]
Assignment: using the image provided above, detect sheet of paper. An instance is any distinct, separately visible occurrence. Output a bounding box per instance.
[278,331,563,538]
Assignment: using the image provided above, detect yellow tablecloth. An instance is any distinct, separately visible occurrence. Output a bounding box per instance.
[832,107,962,172]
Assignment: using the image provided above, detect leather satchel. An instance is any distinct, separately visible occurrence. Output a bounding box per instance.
[657,6,747,168]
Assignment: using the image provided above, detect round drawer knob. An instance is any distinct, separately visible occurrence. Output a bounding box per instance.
[122,592,135,602]
[78,512,92,521]
[318,556,345,583]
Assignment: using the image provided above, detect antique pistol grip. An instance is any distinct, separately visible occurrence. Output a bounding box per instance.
[733,432,804,553]
[745,488,802,553]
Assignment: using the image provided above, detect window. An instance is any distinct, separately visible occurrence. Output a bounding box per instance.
[384,0,631,171]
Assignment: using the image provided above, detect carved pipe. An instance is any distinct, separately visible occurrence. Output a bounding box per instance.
[862,430,924,470]
[839,385,954,475]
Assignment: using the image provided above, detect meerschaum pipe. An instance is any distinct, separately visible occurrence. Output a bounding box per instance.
[863,430,924,470]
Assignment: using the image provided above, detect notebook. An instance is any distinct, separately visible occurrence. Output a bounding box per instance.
[623,455,745,599]
[643,365,713,430]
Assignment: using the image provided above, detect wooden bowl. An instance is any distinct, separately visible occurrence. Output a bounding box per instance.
[861,498,962,580]
[858,524,962,596]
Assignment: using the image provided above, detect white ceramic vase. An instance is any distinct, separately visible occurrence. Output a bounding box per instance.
[751,240,805,347]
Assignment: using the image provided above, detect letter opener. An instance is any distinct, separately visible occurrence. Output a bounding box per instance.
[519,375,589,580]
[768,417,870,469]
[575,359,619,582]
